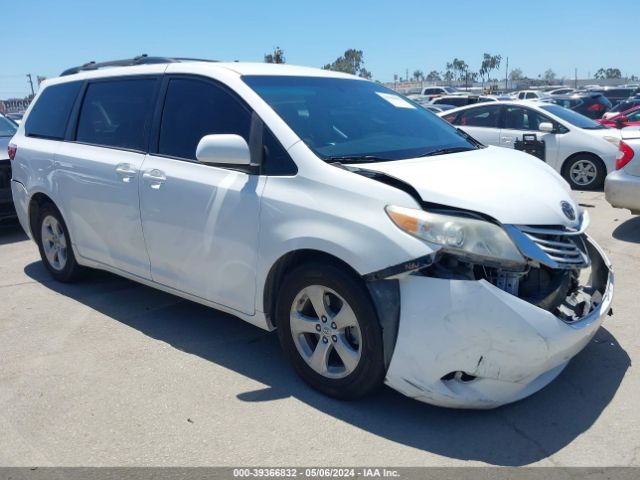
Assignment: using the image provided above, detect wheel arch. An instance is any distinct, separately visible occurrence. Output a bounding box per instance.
[263,249,361,329]
[262,248,401,368]
[28,191,58,240]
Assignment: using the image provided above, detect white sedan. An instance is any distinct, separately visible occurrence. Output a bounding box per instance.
[439,101,621,189]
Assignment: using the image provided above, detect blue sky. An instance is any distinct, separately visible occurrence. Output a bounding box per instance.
[2,0,638,97]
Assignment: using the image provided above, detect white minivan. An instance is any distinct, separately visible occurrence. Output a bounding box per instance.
[8,57,613,408]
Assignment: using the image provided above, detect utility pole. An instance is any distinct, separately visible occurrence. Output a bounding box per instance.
[505,56,509,90]
[26,74,35,96]
[574,68,577,89]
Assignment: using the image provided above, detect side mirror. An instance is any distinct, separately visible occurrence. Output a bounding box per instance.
[539,122,554,133]
[196,134,251,166]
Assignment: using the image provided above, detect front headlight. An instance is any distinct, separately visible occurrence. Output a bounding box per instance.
[386,205,526,268]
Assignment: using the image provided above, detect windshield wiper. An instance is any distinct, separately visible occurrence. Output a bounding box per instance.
[326,155,393,164]
[417,146,475,157]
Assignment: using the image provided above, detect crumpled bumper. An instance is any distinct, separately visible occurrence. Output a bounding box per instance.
[384,237,614,409]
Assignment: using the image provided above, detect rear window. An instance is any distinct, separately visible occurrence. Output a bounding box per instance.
[76,78,158,151]
[25,82,82,140]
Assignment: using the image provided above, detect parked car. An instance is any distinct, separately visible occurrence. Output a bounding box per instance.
[9,57,613,409]
[605,127,640,214]
[598,106,640,128]
[602,99,640,120]
[421,104,457,113]
[547,87,576,96]
[440,100,620,189]
[4,112,24,125]
[0,113,18,220]
[515,90,545,100]
[589,86,640,106]
[420,86,460,100]
[431,95,496,107]
[541,92,613,119]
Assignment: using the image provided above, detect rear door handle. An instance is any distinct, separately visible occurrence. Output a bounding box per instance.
[142,169,166,189]
[115,163,138,182]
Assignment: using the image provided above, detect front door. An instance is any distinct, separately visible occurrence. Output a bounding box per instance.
[499,106,559,165]
[138,76,264,315]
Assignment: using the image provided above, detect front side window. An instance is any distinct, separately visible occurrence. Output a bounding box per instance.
[25,82,82,140]
[454,105,500,128]
[504,107,551,131]
[243,76,476,161]
[158,78,251,160]
[76,78,157,151]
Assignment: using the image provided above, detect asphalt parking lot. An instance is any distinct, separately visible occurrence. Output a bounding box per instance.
[0,190,638,467]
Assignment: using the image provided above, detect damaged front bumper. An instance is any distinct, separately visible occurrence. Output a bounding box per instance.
[384,236,613,409]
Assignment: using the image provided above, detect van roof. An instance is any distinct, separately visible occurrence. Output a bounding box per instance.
[55,55,359,82]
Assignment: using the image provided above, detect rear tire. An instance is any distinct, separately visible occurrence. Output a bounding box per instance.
[276,263,385,399]
[36,203,84,282]
[562,155,606,190]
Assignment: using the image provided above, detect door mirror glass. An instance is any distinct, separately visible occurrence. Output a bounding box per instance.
[196,134,251,166]
[538,122,554,133]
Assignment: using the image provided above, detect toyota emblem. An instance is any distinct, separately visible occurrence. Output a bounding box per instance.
[561,201,576,221]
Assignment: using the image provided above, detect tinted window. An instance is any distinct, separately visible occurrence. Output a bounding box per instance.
[159,78,251,160]
[437,96,469,106]
[504,107,551,130]
[262,128,297,175]
[455,105,500,128]
[76,79,157,151]
[25,82,81,140]
[540,104,605,129]
[0,115,17,137]
[244,76,476,161]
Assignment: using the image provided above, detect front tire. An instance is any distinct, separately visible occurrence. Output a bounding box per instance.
[36,203,84,282]
[276,263,385,399]
[563,155,606,190]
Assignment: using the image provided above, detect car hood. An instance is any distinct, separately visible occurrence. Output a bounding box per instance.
[352,146,581,227]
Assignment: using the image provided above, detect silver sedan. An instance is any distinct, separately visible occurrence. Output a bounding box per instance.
[605,128,640,214]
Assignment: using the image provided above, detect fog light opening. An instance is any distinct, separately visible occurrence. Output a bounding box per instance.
[441,371,477,383]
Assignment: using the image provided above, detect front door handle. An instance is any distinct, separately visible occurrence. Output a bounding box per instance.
[142,169,166,189]
[115,163,138,182]
[501,136,514,144]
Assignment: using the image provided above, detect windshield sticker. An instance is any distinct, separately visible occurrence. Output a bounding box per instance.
[376,92,416,109]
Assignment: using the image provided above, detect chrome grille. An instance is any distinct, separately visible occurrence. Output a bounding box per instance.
[518,225,590,269]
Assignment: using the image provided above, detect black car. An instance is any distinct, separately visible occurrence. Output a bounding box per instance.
[607,98,640,116]
[540,92,612,119]
[588,86,640,106]
[0,114,18,221]
[431,95,496,107]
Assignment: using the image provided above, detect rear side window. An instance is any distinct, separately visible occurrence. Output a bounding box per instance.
[455,105,500,128]
[76,78,158,151]
[25,82,81,140]
[158,78,251,160]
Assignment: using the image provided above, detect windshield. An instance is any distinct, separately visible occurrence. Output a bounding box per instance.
[540,104,605,130]
[243,76,477,162]
[0,115,17,137]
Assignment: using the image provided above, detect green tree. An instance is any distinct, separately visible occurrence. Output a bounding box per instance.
[479,53,502,89]
[595,67,622,79]
[264,47,285,64]
[426,70,441,82]
[544,68,556,82]
[413,70,424,81]
[509,68,524,81]
[323,49,371,78]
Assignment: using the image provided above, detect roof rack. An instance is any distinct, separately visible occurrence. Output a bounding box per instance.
[60,54,218,76]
